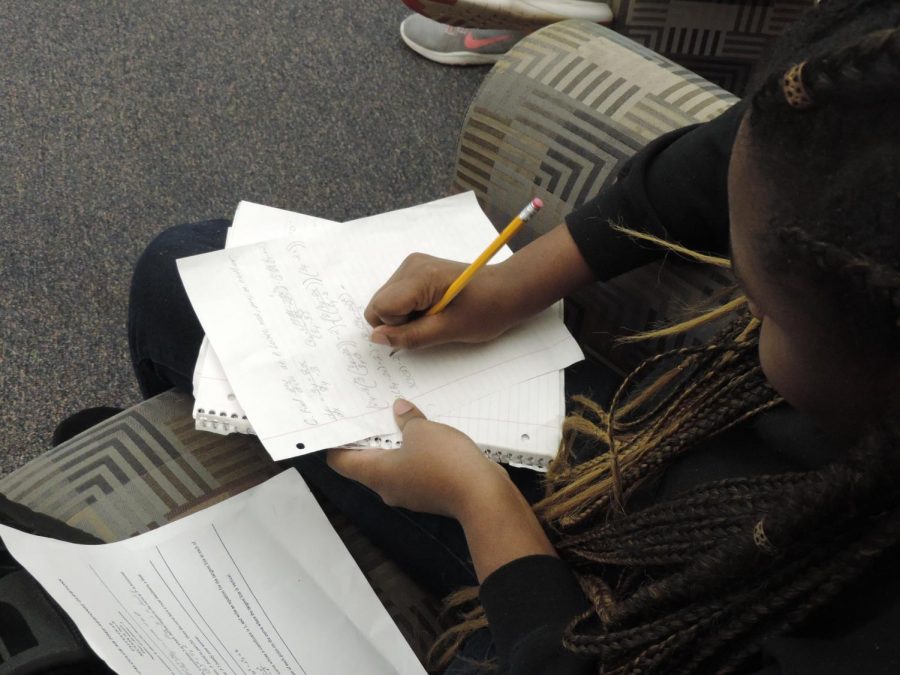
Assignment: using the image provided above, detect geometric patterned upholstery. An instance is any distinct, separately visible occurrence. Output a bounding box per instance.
[455,22,739,239]
[453,21,741,373]
[0,390,277,540]
[404,0,812,84]
[0,390,446,663]
[612,0,814,95]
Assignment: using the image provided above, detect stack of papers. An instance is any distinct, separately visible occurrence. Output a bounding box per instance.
[178,193,584,466]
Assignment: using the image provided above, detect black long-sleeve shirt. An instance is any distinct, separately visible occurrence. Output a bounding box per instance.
[477,103,900,674]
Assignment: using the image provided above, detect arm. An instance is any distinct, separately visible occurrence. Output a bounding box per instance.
[364,221,596,350]
[458,483,595,674]
[328,400,595,674]
[489,221,598,326]
[479,556,595,674]
[366,103,746,351]
[566,100,747,281]
[499,100,745,298]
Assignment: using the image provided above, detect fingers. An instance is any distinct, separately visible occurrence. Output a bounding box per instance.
[370,312,452,351]
[364,254,465,334]
[327,398,425,480]
[393,398,426,431]
[327,399,422,497]
[364,279,432,328]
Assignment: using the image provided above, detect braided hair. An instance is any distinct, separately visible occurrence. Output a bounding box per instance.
[431,3,900,672]
[750,23,900,349]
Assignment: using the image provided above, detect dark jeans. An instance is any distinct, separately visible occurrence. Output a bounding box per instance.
[128,220,622,670]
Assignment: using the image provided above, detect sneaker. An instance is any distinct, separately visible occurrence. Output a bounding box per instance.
[400,14,525,65]
[401,0,613,30]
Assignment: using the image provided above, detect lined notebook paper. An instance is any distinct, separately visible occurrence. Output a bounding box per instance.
[184,195,582,468]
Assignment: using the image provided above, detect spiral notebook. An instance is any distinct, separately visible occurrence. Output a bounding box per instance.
[189,197,577,470]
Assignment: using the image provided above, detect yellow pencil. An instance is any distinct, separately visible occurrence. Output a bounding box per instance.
[425,197,544,316]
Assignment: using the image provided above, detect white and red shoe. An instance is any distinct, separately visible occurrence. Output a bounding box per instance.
[401,0,613,30]
[401,14,525,65]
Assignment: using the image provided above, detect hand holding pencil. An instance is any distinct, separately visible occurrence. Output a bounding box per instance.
[364,198,544,352]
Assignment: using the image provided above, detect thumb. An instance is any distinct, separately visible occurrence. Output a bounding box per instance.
[393,398,426,431]
[371,315,450,351]
[326,446,386,484]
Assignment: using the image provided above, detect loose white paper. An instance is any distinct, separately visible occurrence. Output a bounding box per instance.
[191,204,341,436]
[178,193,583,459]
[0,470,425,675]
[191,201,568,466]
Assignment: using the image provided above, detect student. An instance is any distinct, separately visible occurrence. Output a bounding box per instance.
[128,1,899,672]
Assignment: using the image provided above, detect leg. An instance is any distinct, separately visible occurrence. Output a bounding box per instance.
[128,220,230,398]
[54,220,230,443]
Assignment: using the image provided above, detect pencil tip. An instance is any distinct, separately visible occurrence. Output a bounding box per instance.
[389,348,399,357]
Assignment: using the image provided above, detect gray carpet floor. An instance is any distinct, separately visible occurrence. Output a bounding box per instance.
[0,1,487,475]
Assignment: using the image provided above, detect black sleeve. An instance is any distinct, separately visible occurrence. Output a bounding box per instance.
[480,555,595,674]
[565,100,748,281]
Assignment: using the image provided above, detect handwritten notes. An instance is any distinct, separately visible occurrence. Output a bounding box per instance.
[178,193,583,460]
[0,470,426,674]
[192,205,338,435]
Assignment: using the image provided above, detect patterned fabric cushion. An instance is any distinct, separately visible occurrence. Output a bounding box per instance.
[612,0,814,95]
[453,20,740,374]
[0,390,446,664]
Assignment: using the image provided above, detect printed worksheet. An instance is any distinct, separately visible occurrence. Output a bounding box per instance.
[0,470,426,675]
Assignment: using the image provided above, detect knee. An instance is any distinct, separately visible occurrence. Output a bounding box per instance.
[128,219,230,345]
[131,227,181,300]
[130,220,230,306]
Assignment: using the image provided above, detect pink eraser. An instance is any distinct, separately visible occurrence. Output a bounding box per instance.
[532,197,544,209]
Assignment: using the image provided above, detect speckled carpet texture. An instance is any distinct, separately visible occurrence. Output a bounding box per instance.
[0,1,485,475]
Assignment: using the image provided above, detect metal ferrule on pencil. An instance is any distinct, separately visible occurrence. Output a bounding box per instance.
[516,199,541,223]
